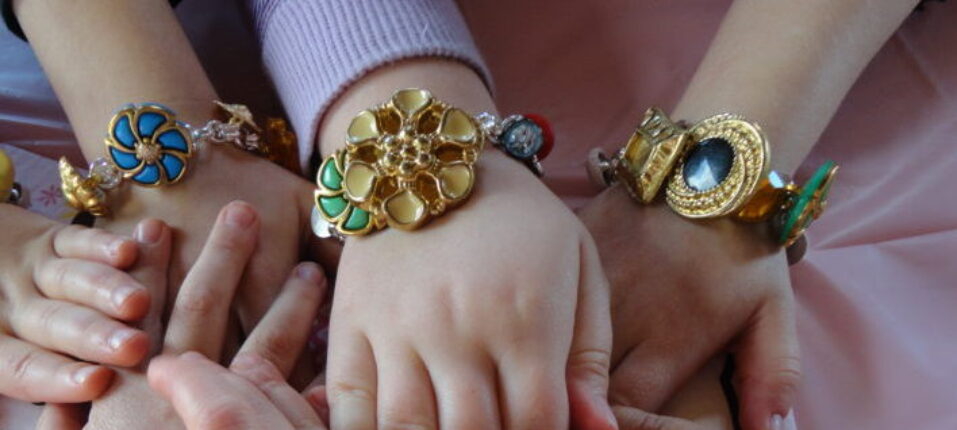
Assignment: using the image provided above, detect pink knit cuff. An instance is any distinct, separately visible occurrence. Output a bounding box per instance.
[248,0,491,170]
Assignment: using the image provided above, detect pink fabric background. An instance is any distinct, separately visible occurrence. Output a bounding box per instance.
[459,1,957,428]
[0,0,954,428]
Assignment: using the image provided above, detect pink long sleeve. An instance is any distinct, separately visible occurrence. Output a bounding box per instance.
[246,0,490,170]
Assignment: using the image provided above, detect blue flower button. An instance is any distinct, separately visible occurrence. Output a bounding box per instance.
[106,104,193,186]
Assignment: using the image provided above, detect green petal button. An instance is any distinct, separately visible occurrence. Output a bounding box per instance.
[342,207,371,232]
[318,195,348,218]
[320,157,343,190]
[779,160,837,244]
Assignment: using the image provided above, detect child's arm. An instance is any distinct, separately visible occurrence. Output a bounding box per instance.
[312,59,616,429]
[0,204,148,402]
[580,1,919,428]
[12,0,327,342]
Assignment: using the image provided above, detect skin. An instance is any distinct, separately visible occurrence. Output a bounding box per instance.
[0,204,147,402]
[13,0,337,360]
[580,1,921,429]
[35,202,327,429]
[316,60,617,429]
[144,352,326,430]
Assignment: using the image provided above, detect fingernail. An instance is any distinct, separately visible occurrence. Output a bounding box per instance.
[135,220,162,244]
[112,285,140,310]
[225,202,255,227]
[105,238,125,257]
[180,351,206,362]
[783,409,797,430]
[770,409,794,430]
[295,262,323,284]
[72,365,100,384]
[108,329,138,351]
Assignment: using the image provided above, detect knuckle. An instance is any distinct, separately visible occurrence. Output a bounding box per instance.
[196,401,253,430]
[631,412,671,430]
[328,380,375,405]
[378,411,436,430]
[8,348,41,382]
[255,333,299,366]
[55,225,84,242]
[43,260,72,294]
[567,348,611,380]
[90,268,128,291]
[175,290,219,316]
[35,302,70,332]
[735,355,802,393]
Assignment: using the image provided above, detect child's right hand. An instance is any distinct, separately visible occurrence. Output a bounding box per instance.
[0,204,151,403]
[326,152,617,430]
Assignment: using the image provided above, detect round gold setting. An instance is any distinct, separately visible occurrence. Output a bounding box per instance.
[665,114,770,218]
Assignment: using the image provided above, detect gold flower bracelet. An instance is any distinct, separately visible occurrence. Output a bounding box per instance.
[312,88,555,239]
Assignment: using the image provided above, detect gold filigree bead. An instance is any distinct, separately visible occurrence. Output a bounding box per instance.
[59,157,111,216]
[0,149,14,203]
[615,107,690,203]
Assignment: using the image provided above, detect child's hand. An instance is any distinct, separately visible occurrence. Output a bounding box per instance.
[0,204,151,402]
[579,186,799,430]
[145,352,327,430]
[326,152,616,429]
[97,149,338,347]
[62,202,326,430]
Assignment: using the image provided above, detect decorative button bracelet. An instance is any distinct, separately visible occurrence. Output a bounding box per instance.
[312,88,554,240]
[59,101,296,216]
[0,148,24,205]
[588,107,837,262]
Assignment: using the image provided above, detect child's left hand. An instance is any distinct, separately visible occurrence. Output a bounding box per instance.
[0,204,151,403]
[43,202,327,430]
[579,186,799,430]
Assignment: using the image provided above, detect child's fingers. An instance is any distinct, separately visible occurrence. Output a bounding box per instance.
[0,334,113,403]
[11,298,149,367]
[233,262,326,377]
[734,294,800,430]
[36,404,87,430]
[231,353,327,429]
[164,201,259,359]
[52,225,137,268]
[128,218,172,358]
[611,406,704,430]
[326,328,378,430]
[567,238,618,429]
[34,258,149,321]
[148,352,292,430]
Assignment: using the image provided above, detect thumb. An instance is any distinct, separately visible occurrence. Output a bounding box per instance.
[567,236,618,430]
[36,404,87,430]
[734,294,801,430]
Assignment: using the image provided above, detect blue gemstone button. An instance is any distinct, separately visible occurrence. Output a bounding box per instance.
[501,119,543,160]
[682,138,734,191]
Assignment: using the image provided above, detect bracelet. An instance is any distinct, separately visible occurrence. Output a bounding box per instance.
[59,101,292,216]
[589,107,837,252]
[477,112,554,177]
[312,88,555,239]
[0,148,24,205]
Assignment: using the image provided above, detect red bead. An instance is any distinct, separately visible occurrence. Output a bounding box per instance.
[522,113,554,160]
